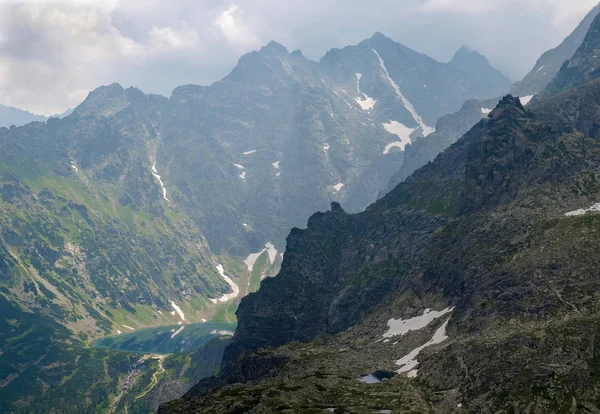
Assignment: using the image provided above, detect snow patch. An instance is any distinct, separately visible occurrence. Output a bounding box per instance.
[520,95,534,106]
[71,161,78,172]
[243,150,256,155]
[170,301,185,321]
[239,171,247,181]
[359,374,381,384]
[395,318,451,375]
[152,161,170,202]
[382,121,415,153]
[210,329,235,336]
[244,242,279,272]
[355,73,377,111]
[373,49,435,136]
[383,307,454,338]
[333,183,344,192]
[265,242,277,263]
[233,163,245,169]
[170,325,185,339]
[272,161,280,169]
[211,264,240,303]
[323,143,330,152]
[481,107,492,115]
[565,203,600,216]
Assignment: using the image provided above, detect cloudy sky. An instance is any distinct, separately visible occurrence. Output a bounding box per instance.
[0,0,597,115]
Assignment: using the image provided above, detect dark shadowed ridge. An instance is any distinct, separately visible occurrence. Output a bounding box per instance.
[511,2,600,96]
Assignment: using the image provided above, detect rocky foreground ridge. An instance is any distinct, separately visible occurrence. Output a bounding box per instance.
[162,11,600,413]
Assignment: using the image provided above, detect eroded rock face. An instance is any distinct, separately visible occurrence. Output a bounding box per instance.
[0,31,513,411]
[163,18,600,409]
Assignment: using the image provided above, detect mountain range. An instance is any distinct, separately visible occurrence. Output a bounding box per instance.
[3,5,600,412]
[0,104,47,128]
[0,104,73,128]
[160,6,600,414]
[0,30,514,412]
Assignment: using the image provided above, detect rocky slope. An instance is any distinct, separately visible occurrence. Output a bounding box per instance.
[511,3,600,97]
[541,8,600,99]
[0,32,509,412]
[384,5,600,198]
[163,13,600,412]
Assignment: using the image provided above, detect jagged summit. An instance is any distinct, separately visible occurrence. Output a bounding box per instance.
[259,40,289,56]
[370,31,392,41]
[488,94,525,118]
[511,2,600,96]
[86,82,125,97]
[541,10,600,97]
[449,45,509,83]
[71,83,127,116]
[451,45,483,63]
[368,30,416,54]
[290,49,304,58]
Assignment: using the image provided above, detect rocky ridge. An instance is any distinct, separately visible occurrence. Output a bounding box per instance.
[162,12,600,412]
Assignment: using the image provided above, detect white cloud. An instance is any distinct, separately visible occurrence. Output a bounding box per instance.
[422,0,499,14]
[0,0,598,115]
[148,26,200,50]
[0,2,140,114]
[215,4,260,49]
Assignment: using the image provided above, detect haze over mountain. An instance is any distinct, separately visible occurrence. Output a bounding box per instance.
[511,3,600,97]
[0,30,510,412]
[163,9,600,413]
[382,3,600,197]
[2,2,600,413]
[0,0,596,116]
[0,104,46,128]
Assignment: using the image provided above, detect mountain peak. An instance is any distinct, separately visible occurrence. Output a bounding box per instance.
[448,46,510,91]
[511,3,600,97]
[260,41,289,56]
[450,45,489,67]
[290,49,305,58]
[541,10,600,97]
[489,94,525,118]
[72,83,127,117]
[371,31,391,41]
[85,83,125,99]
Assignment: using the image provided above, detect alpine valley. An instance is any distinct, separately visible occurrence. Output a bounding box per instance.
[0,29,514,413]
[2,5,597,414]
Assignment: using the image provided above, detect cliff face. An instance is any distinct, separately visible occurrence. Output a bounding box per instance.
[163,67,600,412]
